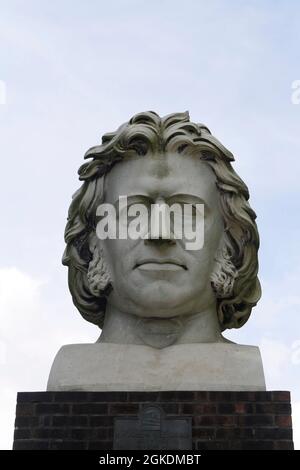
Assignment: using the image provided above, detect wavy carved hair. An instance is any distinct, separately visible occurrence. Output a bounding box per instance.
[63,111,261,331]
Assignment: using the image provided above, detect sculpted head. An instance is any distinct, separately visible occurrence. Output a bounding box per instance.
[63,111,261,335]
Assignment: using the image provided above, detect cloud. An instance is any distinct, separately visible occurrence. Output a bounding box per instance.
[0,266,96,449]
[0,267,43,336]
[259,338,291,384]
[252,270,300,331]
[0,268,46,449]
[0,0,299,451]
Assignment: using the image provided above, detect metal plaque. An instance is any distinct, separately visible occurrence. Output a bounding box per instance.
[113,405,192,450]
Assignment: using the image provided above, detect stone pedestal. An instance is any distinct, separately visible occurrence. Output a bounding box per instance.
[13,391,293,450]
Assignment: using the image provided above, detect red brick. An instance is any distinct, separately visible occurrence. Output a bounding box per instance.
[88,440,113,450]
[180,403,203,414]
[255,403,274,414]
[275,415,292,427]
[209,392,236,401]
[272,391,290,402]
[36,403,70,415]
[274,441,294,450]
[193,427,216,439]
[238,415,274,426]
[243,440,274,450]
[18,392,54,403]
[215,415,236,426]
[218,403,235,414]
[194,415,216,426]
[197,440,230,450]
[16,403,35,417]
[234,403,253,414]
[194,391,208,401]
[236,392,256,401]
[109,403,139,415]
[202,404,217,414]
[72,403,108,415]
[13,440,49,450]
[15,416,40,427]
[273,403,291,414]
[90,391,128,402]
[89,415,112,426]
[50,440,87,450]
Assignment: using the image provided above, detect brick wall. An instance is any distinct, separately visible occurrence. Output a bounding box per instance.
[13,391,294,450]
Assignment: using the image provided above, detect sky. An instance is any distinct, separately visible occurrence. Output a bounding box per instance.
[0,0,300,450]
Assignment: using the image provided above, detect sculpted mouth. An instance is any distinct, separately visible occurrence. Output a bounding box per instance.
[135,259,187,271]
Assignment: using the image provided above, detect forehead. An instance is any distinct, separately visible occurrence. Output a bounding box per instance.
[104,152,218,205]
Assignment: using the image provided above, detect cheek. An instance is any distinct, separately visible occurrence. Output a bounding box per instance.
[99,240,118,277]
[186,236,220,277]
[102,239,134,277]
[189,252,211,276]
[204,215,223,252]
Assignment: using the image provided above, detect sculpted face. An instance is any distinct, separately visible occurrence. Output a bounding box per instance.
[64,112,261,338]
[94,151,224,319]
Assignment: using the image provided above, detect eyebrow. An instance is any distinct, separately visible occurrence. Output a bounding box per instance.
[112,195,151,208]
[167,194,206,205]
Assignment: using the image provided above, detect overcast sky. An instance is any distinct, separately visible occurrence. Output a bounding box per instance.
[0,0,300,450]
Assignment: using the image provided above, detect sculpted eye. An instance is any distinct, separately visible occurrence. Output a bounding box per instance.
[127,138,148,156]
[118,198,152,226]
[177,143,188,154]
[170,201,204,217]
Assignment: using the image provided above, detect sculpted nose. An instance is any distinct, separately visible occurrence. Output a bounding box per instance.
[144,198,176,246]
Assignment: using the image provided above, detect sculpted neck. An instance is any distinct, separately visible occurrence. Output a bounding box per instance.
[97,302,226,348]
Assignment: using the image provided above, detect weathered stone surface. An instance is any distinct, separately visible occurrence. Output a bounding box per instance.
[47,343,265,392]
[48,111,264,391]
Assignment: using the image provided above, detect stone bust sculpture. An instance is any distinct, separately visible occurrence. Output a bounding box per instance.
[47,111,265,391]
